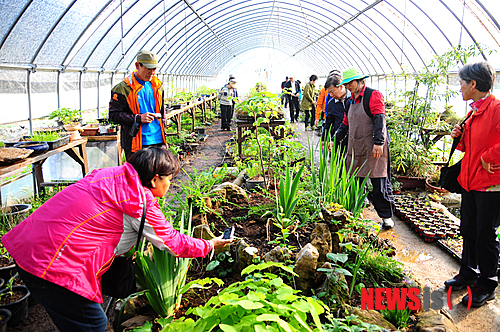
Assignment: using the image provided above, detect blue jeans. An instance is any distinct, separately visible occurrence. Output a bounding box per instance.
[17,268,107,332]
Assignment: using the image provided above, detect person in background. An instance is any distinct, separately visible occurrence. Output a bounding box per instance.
[109,50,167,161]
[315,70,343,133]
[443,61,500,308]
[281,76,289,107]
[300,75,318,130]
[322,72,350,152]
[284,75,301,123]
[335,67,395,229]
[2,147,232,332]
[228,75,239,121]
[218,78,236,131]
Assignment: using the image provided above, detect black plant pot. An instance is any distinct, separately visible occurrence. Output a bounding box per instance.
[0,308,11,331]
[0,285,30,327]
[246,179,265,191]
[0,256,16,283]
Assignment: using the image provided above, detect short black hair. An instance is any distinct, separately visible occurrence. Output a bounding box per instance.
[459,61,495,92]
[324,72,342,88]
[328,69,341,78]
[309,74,318,82]
[129,147,180,188]
[286,76,289,80]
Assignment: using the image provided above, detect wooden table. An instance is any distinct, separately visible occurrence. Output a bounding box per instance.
[0,138,89,199]
[165,95,217,137]
[236,119,285,157]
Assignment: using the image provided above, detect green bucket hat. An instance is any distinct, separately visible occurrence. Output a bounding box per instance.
[341,67,369,85]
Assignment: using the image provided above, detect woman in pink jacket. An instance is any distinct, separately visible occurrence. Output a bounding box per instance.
[443,61,500,308]
[2,147,231,331]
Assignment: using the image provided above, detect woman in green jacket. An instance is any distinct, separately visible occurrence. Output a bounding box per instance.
[300,75,318,130]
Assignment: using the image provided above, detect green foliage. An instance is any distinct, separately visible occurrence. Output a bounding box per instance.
[28,131,63,142]
[48,107,81,124]
[196,85,216,95]
[174,91,196,103]
[381,307,412,329]
[310,134,368,218]
[358,250,405,288]
[0,275,16,300]
[173,167,228,218]
[206,251,234,277]
[387,45,489,176]
[161,262,328,332]
[135,208,193,317]
[268,165,304,247]
[322,314,384,331]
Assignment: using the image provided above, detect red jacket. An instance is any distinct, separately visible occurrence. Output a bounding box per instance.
[457,94,500,191]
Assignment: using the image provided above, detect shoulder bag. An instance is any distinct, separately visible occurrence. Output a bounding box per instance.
[101,191,147,298]
[438,112,473,194]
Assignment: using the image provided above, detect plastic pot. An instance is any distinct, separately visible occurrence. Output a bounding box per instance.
[0,308,11,331]
[13,141,49,155]
[0,285,30,327]
[246,179,265,191]
[0,256,16,283]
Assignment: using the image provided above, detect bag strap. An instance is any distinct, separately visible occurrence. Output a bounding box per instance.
[445,111,474,166]
[134,191,147,252]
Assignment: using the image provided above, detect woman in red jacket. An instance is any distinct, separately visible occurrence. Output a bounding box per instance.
[444,61,500,308]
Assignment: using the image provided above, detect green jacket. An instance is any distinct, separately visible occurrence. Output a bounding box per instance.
[300,82,315,110]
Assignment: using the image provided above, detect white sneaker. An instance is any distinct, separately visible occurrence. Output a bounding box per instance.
[382,218,394,228]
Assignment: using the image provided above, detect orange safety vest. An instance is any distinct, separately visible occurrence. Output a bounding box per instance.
[123,71,167,153]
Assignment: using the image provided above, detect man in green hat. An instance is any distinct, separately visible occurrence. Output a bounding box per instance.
[109,50,168,161]
[335,67,395,228]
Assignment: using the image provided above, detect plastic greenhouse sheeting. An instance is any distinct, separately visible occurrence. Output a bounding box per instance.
[0,0,498,74]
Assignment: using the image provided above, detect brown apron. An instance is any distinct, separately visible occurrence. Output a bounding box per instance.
[346,94,388,178]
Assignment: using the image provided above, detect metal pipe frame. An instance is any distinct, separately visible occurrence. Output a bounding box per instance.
[0,0,498,78]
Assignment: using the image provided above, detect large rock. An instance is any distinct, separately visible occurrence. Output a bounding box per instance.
[211,182,248,202]
[321,207,353,253]
[310,223,332,263]
[294,243,319,294]
[193,225,228,256]
[416,309,458,332]
[235,239,258,273]
[263,246,292,264]
[348,308,397,330]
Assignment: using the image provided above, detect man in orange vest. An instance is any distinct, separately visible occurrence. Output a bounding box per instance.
[109,50,168,161]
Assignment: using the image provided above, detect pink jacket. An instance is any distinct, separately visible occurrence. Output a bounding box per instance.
[2,163,212,303]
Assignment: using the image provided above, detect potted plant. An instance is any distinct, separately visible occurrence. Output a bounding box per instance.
[24,131,70,150]
[0,277,30,327]
[245,162,265,191]
[48,108,81,127]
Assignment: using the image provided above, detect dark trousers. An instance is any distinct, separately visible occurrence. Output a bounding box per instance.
[370,177,395,219]
[322,116,348,151]
[221,104,232,129]
[459,190,500,292]
[288,96,300,122]
[281,94,288,107]
[366,154,395,219]
[304,108,315,128]
[17,268,107,332]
